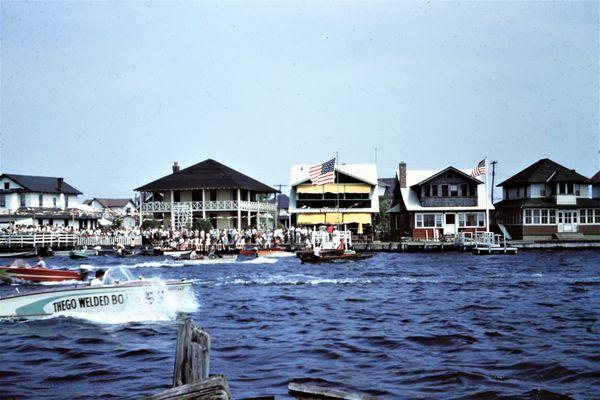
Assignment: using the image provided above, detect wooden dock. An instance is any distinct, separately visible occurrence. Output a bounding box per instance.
[0,233,141,251]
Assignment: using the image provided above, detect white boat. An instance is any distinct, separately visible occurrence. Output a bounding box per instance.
[0,267,193,320]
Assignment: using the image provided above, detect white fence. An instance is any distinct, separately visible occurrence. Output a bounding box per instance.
[0,233,141,248]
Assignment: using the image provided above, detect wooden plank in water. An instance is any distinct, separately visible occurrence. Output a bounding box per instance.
[288,382,378,400]
[144,375,230,400]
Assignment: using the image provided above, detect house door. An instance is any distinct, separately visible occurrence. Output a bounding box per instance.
[558,210,578,233]
[444,213,456,235]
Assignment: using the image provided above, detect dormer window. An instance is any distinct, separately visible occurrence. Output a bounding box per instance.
[3,182,8,190]
[423,185,430,197]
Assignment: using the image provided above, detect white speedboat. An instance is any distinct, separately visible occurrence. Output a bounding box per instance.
[0,267,193,320]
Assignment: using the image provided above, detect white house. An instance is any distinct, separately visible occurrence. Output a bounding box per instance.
[0,173,98,228]
[84,198,136,217]
[289,163,379,233]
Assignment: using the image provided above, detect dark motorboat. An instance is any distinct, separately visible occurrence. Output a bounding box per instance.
[298,249,372,264]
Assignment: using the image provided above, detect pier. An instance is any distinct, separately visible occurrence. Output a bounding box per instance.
[0,233,142,252]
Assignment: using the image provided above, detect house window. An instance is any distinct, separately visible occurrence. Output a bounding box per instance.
[525,209,532,224]
[53,197,57,207]
[3,182,8,190]
[423,185,430,197]
[458,212,485,227]
[532,209,541,224]
[415,213,443,228]
[20,194,26,207]
[65,196,69,208]
[450,185,459,197]
[596,209,600,224]
[210,190,217,201]
[39,194,43,207]
[541,210,548,224]
[0,194,5,207]
[549,209,556,224]
[461,184,467,196]
[126,207,131,214]
[441,185,449,197]
[173,191,181,202]
[431,185,438,197]
[540,189,546,197]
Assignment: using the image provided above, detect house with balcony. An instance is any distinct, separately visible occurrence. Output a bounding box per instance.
[135,160,278,229]
[494,159,600,240]
[592,171,600,199]
[0,173,98,228]
[387,163,493,240]
[288,163,379,233]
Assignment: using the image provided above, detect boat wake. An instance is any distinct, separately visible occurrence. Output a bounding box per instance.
[54,282,199,324]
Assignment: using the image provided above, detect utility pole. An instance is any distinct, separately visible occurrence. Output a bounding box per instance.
[374,147,378,165]
[272,184,287,228]
[490,160,498,203]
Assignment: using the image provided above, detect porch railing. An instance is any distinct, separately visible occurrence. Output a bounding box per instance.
[140,201,276,213]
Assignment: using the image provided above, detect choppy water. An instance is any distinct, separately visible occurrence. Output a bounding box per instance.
[1,251,599,399]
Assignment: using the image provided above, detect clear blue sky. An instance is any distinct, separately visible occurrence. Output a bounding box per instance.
[1,1,598,198]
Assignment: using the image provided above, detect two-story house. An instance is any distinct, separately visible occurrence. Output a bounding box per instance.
[387,163,493,240]
[0,173,98,228]
[288,163,379,233]
[494,159,600,239]
[592,171,600,199]
[136,159,277,230]
[84,198,136,217]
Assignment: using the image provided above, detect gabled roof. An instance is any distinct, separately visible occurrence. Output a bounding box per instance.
[1,174,82,195]
[498,159,591,187]
[290,163,378,187]
[378,178,397,199]
[395,167,493,212]
[135,159,277,193]
[592,171,600,184]
[412,166,481,187]
[93,198,134,208]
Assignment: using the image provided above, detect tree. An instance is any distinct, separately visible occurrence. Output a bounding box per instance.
[193,218,212,232]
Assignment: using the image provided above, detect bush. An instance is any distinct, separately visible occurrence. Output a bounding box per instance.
[141,219,162,229]
[193,218,213,232]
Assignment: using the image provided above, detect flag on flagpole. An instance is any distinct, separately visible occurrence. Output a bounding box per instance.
[470,158,487,178]
[309,158,336,185]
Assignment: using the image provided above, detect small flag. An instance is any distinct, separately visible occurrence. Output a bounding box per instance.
[309,158,336,185]
[471,158,487,178]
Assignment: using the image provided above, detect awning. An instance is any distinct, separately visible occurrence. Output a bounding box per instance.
[297,214,325,224]
[343,213,372,224]
[325,213,343,224]
[297,184,372,194]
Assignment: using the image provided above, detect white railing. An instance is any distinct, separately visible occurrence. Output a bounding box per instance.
[0,233,77,248]
[141,201,276,213]
[0,233,142,248]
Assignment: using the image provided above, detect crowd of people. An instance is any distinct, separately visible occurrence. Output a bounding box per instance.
[142,226,312,252]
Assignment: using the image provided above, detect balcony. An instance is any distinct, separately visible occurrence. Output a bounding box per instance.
[140,200,276,213]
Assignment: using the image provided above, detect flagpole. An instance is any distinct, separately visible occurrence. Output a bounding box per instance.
[485,157,490,233]
[335,152,340,227]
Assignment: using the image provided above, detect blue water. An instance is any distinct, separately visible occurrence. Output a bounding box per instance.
[0,251,599,399]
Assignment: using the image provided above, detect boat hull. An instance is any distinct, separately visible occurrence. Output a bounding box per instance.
[0,267,84,282]
[299,252,373,264]
[0,281,192,319]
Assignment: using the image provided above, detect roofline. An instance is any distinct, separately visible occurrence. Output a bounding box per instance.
[0,173,83,195]
[411,166,482,188]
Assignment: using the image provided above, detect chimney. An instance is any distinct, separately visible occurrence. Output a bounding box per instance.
[398,162,407,188]
[57,177,64,192]
[172,161,180,173]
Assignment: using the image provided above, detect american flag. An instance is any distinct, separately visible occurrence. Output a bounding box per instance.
[309,158,336,185]
[471,158,487,178]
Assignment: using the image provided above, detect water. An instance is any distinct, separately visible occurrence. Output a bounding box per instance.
[1,251,599,399]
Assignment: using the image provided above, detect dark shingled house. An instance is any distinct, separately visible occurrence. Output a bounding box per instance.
[494,159,600,240]
[135,159,277,229]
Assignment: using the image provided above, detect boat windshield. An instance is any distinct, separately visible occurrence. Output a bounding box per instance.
[10,260,30,268]
[102,266,135,285]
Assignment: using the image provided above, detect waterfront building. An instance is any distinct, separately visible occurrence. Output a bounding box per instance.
[0,173,98,228]
[387,163,493,240]
[275,194,291,227]
[135,160,277,229]
[84,198,136,217]
[288,163,379,233]
[494,159,600,239]
[592,171,600,199]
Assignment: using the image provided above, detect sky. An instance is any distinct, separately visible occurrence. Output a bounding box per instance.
[1,1,598,198]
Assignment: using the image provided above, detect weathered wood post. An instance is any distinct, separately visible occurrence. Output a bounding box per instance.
[173,318,211,387]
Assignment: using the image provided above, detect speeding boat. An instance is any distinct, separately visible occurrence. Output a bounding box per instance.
[298,249,372,264]
[0,266,193,319]
[0,261,86,283]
